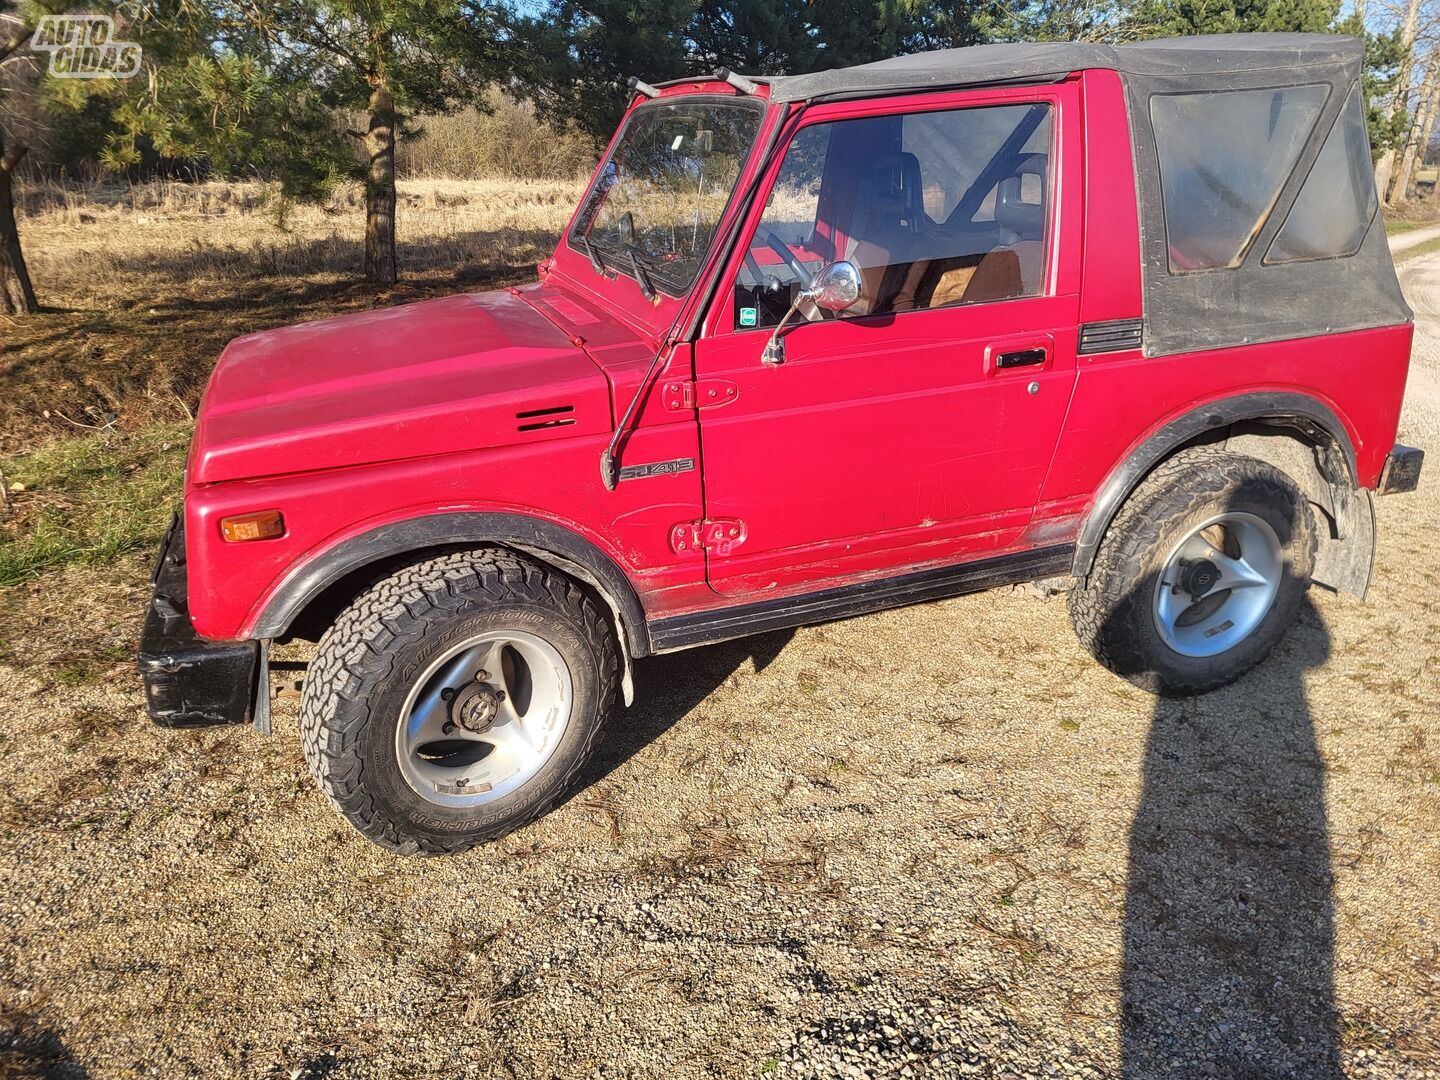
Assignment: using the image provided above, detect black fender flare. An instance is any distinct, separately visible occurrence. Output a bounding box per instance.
[251,512,651,658]
[1071,391,1358,580]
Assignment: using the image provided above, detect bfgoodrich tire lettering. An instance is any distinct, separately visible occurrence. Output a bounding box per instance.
[300,550,617,854]
[1068,447,1316,696]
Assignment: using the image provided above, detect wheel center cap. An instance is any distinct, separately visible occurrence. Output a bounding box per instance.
[451,682,500,733]
[1181,558,1220,599]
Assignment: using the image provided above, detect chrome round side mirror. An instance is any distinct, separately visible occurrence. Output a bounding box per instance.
[761,259,865,365]
[803,260,862,312]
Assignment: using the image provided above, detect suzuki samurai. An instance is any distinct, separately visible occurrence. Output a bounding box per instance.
[141,33,1425,853]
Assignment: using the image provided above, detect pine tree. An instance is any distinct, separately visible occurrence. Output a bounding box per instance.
[126,0,511,285]
[510,0,695,143]
[1130,0,1405,158]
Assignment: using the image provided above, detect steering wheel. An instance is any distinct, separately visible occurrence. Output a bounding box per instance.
[753,225,814,291]
[742,247,767,290]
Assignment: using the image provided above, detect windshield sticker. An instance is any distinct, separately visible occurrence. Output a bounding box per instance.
[738,307,758,327]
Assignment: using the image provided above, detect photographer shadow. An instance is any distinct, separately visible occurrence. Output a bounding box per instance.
[1118,586,1342,1078]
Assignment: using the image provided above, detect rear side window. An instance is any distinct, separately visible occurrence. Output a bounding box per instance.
[1267,88,1377,264]
[1151,85,1327,272]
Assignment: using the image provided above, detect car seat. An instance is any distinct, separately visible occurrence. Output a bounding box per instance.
[988,152,1048,295]
[845,152,929,314]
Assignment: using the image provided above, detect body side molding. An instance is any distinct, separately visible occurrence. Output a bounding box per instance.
[1071,391,1358,580]
[649,544,1074,653]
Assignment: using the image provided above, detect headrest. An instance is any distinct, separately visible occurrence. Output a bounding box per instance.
[857,152,925,235]
[995,153,1048,242]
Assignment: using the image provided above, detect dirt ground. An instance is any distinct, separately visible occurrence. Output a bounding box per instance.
[0,177,577,451]
[1,209,1438,1077]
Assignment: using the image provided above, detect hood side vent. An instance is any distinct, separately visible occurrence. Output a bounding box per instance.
[517,404,576,432]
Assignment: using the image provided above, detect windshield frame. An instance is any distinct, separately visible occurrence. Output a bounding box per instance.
[567,93,769,299]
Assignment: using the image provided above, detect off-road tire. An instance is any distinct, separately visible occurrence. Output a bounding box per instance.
[300,549,617,854]
[1068,447,1317,696]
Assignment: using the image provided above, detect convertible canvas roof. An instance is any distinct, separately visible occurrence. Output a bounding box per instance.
[747,32,1407,357]
[761,34,1364,102]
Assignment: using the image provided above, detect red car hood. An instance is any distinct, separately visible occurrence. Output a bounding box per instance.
[190,291,613,485]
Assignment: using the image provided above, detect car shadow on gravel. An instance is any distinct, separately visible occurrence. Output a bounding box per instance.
[1120,593,1341,1078]
[561,628,797,798]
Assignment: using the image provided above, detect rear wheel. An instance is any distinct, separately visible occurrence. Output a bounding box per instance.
[300,550,617,854]
[1068,447,1316,695]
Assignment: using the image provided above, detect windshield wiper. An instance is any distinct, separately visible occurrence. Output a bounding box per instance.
[626,250,657,301]
[578,234,608,276]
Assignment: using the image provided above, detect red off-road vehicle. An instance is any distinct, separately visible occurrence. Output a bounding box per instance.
[141,34,1424,853]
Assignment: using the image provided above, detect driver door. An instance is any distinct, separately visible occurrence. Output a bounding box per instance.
[693,83,1082,598]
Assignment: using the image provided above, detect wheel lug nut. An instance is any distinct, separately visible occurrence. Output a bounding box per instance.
[495,690,506,701]
[441,688,455,701]
[442,720,455,734]
[475,670,489,682]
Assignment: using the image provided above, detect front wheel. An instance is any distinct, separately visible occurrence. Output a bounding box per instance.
[1068,447,1317,695]
[300,550,618,854]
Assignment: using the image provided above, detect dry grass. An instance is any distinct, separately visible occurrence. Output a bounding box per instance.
[392,94,598,181]
[1384,197,1440,231]
[0,175,585,451]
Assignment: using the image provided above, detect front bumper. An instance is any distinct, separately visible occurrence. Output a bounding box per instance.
[1378,443,1424,495]
[137,516,261,727]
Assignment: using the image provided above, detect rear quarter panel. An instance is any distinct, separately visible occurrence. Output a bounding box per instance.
[1047,68,1412,523]
[1041,326,1414,520]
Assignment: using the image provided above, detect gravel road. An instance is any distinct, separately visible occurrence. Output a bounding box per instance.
[1387,224,1440,255]
[1,264,1438,1078]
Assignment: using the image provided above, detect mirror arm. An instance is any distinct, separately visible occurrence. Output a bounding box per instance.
[761,291,811,365]
[756,260,860,366]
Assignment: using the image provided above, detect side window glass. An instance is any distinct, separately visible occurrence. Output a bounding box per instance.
[1150,85,1326,272]
[1267,87,1377,263]
[735,126,831,330]
[735,102,1052,331]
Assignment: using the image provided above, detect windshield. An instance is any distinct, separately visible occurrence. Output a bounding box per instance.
[571,98,764,295]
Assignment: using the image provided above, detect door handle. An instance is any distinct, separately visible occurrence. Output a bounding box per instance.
[993,346,1048,369]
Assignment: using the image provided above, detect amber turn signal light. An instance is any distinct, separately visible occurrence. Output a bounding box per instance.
[220,510,285,543]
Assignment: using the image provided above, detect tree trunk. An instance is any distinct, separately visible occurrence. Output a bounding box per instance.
[1407,63,1440,202]
[1375,152,1395,206]
[1377,0,1424,205]
[0,125,37,316]
[363,84,398,286]
[1390,52,1440,206]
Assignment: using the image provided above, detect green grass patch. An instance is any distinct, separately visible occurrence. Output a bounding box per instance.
[0,423,189,587]
[1384,217,1431,236]
[1396,234,1440,263]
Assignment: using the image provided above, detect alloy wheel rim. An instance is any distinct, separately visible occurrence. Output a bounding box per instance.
[1151,511,1284,659]
[396,629,573,807]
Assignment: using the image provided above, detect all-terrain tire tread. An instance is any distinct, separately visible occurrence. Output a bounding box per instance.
[1068,446,1317,695]
[299,549,617,854]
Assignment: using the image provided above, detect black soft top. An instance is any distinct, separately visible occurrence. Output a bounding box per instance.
[761,33,1364,102]
[745,32,1409,358]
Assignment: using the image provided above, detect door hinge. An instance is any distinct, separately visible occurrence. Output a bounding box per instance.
[662,379,739,412]
[669,518,747,556]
